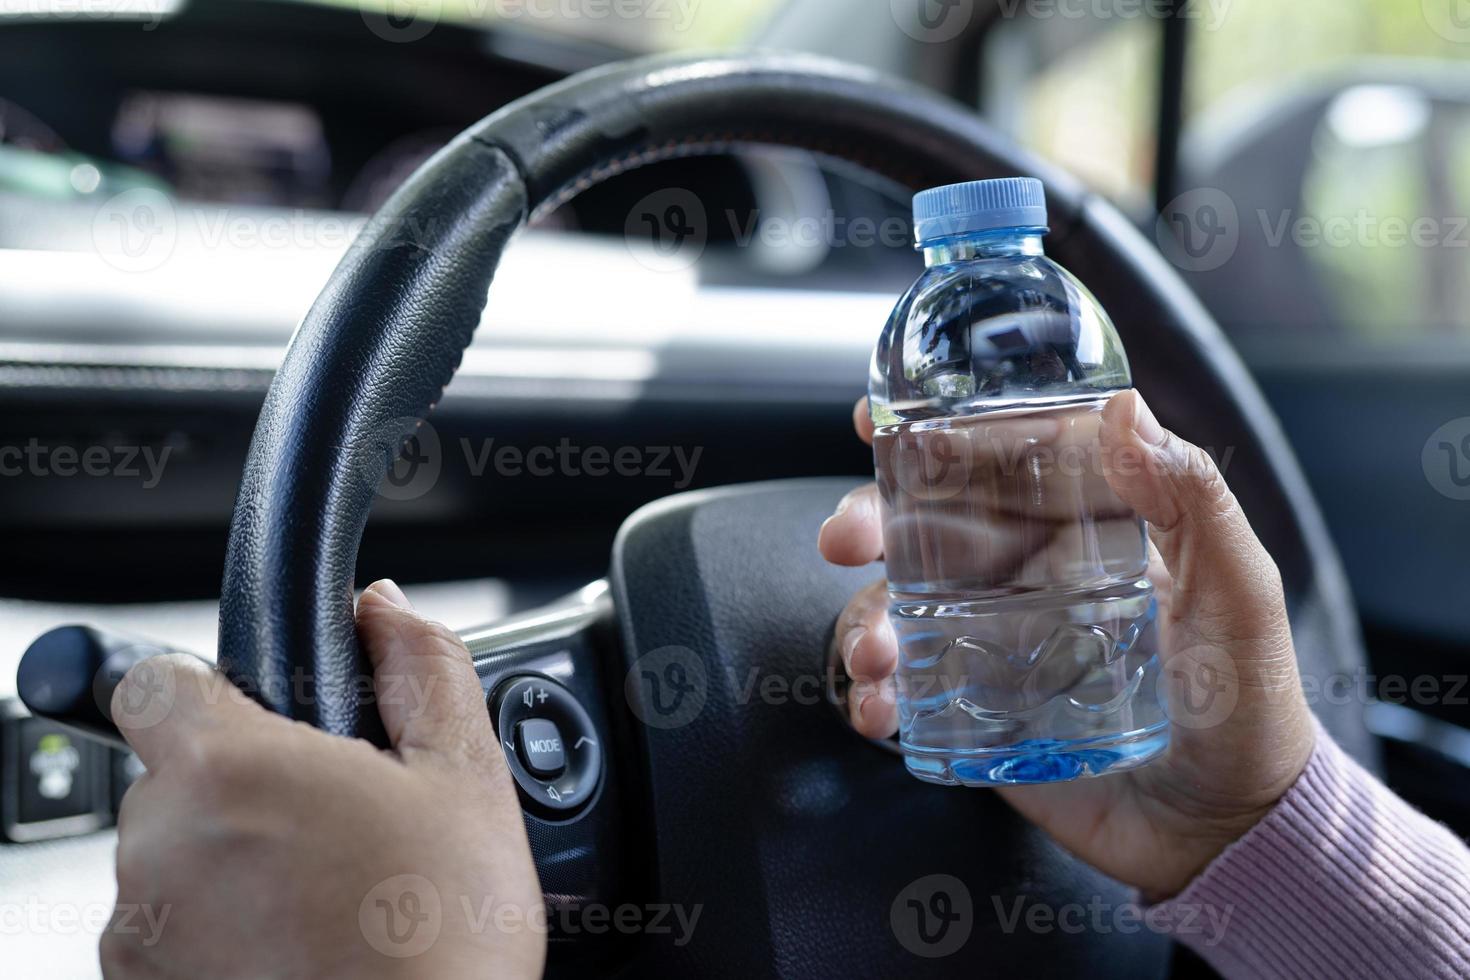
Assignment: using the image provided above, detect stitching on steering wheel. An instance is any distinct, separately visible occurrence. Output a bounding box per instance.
[473,130,930,222]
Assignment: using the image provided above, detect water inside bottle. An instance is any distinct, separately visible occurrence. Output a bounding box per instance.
[874,396,1168,785]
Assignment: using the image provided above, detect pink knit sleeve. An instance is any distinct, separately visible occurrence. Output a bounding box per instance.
[1157,723,1470,979]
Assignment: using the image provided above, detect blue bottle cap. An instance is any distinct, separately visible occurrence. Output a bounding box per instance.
[912,177,1048,245]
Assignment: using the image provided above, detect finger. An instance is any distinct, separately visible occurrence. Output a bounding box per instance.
[834,580,900,739]
[356,581,497,771]
[850,677,899,740]
[1099,390,1290,657]
[1098,385,1307,767]
[836,580,898,681]
[881,506,1032,587]
[877,406,1123,523]
[853,397,875,446]
[1009,517,1144,588]
[111,654,262,771]
[818,483,885,566]
[844,398,902,739]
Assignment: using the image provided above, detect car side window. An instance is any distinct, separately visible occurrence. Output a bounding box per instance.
[1184,0,1470,346]
[980,10,1158,212]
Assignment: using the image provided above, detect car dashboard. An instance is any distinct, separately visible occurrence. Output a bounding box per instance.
[0,0,919,605]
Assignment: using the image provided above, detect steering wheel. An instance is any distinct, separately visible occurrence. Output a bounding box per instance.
[26,53,1373,977]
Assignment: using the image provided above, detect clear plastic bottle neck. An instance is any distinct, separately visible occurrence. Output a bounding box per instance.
[919,226,1047,267]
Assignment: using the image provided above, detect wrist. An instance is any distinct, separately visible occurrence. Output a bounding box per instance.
[1141,711,1319,901]
[1149,720,1470,979]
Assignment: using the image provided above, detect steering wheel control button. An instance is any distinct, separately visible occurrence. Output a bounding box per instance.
[515,719,566,778]
[491,676,602,817]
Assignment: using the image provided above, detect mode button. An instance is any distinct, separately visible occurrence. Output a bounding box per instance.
[515,718,565,778]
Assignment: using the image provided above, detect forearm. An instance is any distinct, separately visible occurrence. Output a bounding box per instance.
[1157,721,1470,980]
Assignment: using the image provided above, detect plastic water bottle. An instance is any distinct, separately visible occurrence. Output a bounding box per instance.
[870,177,1168,786]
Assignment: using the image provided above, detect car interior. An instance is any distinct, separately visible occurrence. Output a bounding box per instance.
[2,0,1468,976]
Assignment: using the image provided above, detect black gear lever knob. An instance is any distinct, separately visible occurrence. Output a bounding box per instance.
[16,625,196,750]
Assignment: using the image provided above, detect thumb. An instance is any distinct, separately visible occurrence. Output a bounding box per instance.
[356,580,498,771]
[112,653,266,770]
[1099,389,1314,803]
[1100,389,1292,658]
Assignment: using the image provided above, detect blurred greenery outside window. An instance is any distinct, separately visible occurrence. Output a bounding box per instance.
[990,0,1470,342]
[1193,0,1470,342]
[982,12,1158,212]
[323,0,784,51]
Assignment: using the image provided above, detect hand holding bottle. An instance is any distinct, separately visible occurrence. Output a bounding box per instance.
[820,390,1316,898]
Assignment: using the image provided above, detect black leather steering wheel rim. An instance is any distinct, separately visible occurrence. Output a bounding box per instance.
[217,51,1372,770]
